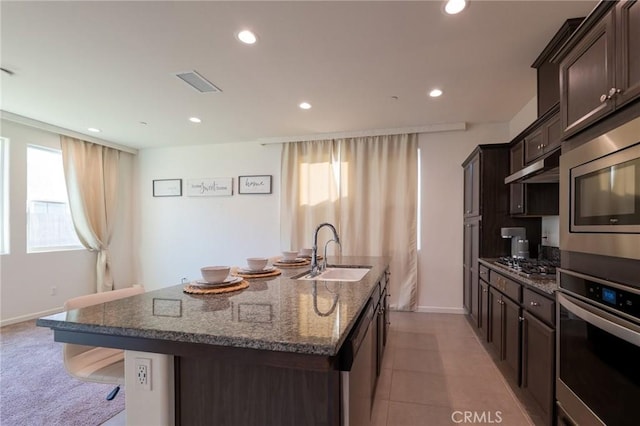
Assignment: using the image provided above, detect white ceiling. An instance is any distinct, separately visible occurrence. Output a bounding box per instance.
[1,1,596,150]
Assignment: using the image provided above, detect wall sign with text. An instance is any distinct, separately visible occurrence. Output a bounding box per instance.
[238,175,272,194]
[186,178,233,196]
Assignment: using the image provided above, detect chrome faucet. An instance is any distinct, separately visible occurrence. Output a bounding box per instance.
[310,222,340,277]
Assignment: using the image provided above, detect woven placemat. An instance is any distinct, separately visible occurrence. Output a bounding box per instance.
[273,259,311,268]
[233,268,282,279]
[183,280,249,295]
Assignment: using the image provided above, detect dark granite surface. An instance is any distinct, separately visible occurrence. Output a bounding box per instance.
[37,256,389,357]
[478,258,558,295]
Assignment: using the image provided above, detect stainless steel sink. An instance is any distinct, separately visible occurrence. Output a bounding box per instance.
[295,266,371,282]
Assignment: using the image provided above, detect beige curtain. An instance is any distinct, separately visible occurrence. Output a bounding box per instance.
[281,134,418,310]
[60,136,120,293]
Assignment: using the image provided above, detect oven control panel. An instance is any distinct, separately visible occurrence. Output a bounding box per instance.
[560,270,640,321]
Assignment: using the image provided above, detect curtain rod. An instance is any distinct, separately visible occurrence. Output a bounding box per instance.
[1,110,138,155]
[257,122,467,145]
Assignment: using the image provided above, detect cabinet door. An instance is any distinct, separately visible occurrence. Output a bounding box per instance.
[479,280,490,342]
[616,0,640,107]
[502,296,522,386]
[559,11,616,138]
[522,311,555,425]
[524,127,545,164]
[463,154,480,217]
[509,142,525,215]
[463,219,480,323]
[543,114,561,154]
[488,288,503,360]
[463,223,472,314]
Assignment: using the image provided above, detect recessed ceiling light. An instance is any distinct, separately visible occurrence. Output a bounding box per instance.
[189,117,202,123]
[87,127,101,133]
[237,30,257,45]
[429,89,443,98]
[444,0,467,15]
[299,102,312,110]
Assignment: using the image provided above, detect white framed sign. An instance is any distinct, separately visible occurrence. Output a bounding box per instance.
[238,175,272,194]
[186,178,233,197]
[153,179,182,197]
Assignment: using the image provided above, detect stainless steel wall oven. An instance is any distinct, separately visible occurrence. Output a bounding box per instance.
[556,269,640,426]
[560,116,640,261]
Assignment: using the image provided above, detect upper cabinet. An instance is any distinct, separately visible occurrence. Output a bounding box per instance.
[558,0,640,139]
[463,153,480,218]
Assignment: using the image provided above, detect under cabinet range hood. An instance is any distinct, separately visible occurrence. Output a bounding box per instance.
[504,150,560,184]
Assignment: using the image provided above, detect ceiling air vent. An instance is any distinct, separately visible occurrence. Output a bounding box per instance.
[175,70,222,93]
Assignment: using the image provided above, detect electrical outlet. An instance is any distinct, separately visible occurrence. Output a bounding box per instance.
[50,286,56,296]
[135,358,151,391]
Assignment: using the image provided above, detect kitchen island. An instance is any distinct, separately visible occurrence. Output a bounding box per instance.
[37,256,389,426]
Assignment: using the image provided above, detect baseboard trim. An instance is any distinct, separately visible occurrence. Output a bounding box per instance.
[1,307,63,327]
[415,306,466,314]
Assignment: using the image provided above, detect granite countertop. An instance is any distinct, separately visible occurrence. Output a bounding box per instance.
[478,258,558,295]
[37,256,389,357]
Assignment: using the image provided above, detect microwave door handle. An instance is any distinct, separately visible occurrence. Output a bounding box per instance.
[559,293,640,347]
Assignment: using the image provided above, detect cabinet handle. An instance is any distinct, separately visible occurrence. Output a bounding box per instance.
[530,301,540,307]
[517,204,521,209]
[482,288,488,293]
[609,87,622,97]
[601,88,623,103]
[480,271,487,276]
[519,316,525,322]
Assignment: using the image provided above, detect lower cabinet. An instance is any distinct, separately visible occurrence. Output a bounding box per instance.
[473,263,556,426]
[522,311,555,425]
[487,286,521,386]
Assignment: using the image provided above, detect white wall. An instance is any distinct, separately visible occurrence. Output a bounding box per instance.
[135,143,282,290]
[417,123,509,313]
[0,120,136,325]
[509,96,537,139]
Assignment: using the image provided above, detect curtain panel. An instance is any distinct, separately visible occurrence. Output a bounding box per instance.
[60,136,120,293]
[281,134,418,310]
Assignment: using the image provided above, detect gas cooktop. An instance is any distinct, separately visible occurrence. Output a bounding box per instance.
[494,257,558,278]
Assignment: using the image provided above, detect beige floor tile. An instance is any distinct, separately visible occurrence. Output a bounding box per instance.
[392,347,446,374]
[390,370,452,407]
[383,312,534,426]
[389,330,440,350]
[375,368,392,400]
[386,401,457,426]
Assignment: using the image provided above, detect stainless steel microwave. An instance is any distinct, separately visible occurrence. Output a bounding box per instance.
[560,116,640,261]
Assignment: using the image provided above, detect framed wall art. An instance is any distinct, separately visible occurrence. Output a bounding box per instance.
[186,178,233,197]
[153,179,182,197]
[238,175,272,194]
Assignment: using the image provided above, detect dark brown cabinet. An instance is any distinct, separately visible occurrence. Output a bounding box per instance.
[463,153,480,218]
[478,278,490,342]
[559,1,640,139]
[522,310,555,426]
[463,217,480,323]
[479,262,557,426]
[524,114,561,164]
[509,142,525,215]
[487,275,522,386]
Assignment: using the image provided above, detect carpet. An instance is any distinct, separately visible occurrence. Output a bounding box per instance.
[0,320,125,426]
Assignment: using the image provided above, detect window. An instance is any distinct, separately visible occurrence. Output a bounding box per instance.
[0,137,8,254]
[26,145,82,252]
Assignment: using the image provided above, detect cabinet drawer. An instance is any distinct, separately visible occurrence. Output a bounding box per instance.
[490,271,522,302]
[479,265,490,282]
[523,288,555,326]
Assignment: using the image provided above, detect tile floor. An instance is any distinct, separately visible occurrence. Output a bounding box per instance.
[371,311,533,426]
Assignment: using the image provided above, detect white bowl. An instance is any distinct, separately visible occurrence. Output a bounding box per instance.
[282,250,299,261]
[200,266,230,283]
[247,257,268,271]
[299,248,313,257]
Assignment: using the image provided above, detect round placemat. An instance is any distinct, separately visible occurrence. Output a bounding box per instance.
[183,280,249,295]
[233,268,282,279]
[273,259,311,268]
